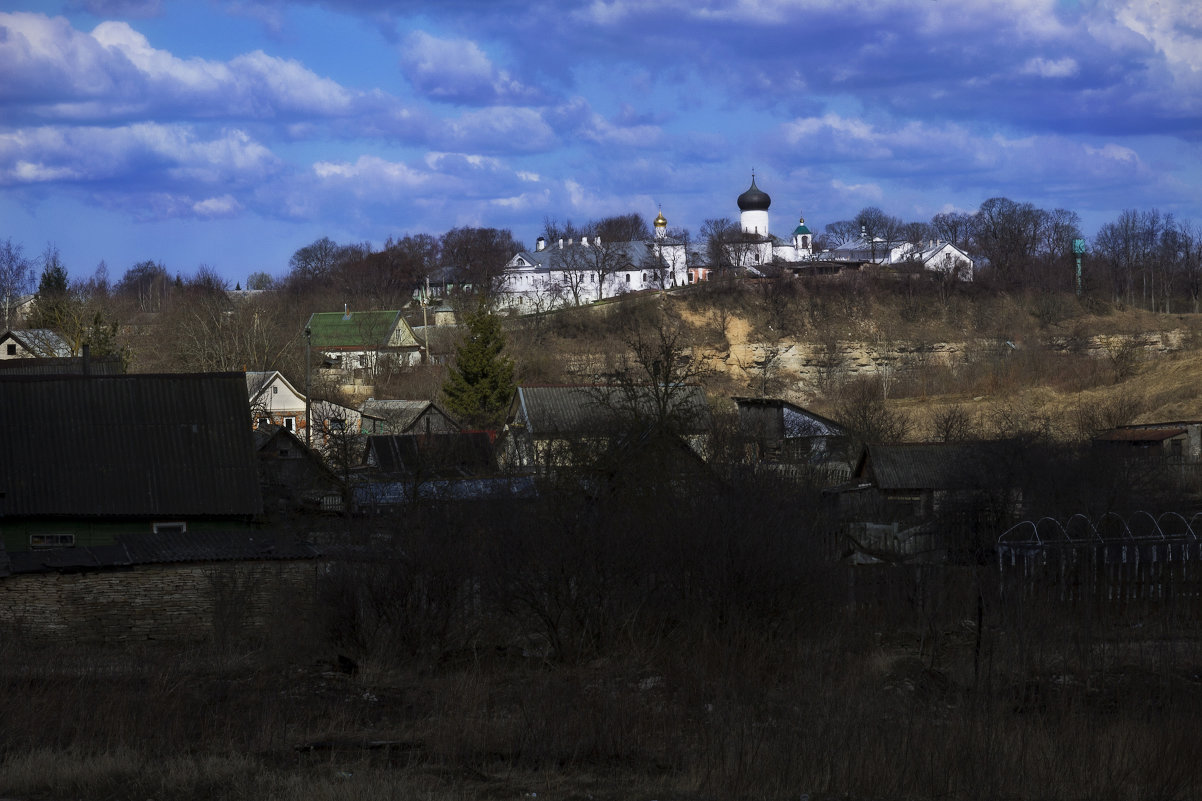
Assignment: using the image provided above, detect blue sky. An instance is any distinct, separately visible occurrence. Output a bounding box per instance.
[1,0,1199,286]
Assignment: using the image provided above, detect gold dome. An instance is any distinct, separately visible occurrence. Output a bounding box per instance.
[654,210,667,228]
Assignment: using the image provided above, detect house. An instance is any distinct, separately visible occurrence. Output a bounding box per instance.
[363,433,496,478]
[359,398,460,435]
[0,328,72,359]
[500,211,689,309]
[830,441,1027,562]
[0,530,319,644]
[733,396,850,476]
[0,372,263,552]
[499,384,713,473]
[1093,422,1202,463]
[253,424,345,514]
[823,231,974,280]
[304,307,423,379]
[247,370,308,434]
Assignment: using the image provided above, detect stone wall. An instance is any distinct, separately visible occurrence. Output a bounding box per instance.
[724,330,1187,393]
[0,560,317,645]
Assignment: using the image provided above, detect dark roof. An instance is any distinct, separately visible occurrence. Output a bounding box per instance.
[365,433,495,477]
[732,396,847,436]
[4,531,319,575]
[1094,427,1187,442]
[510,385,712,436]
[0,355,124,376]
[0,372,262,518]
[857,442,983,490]
[360,399,458,432]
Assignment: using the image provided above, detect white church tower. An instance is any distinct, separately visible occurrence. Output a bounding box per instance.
[737,174,771,237]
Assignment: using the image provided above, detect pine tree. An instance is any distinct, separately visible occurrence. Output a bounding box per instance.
[442,305,515,429]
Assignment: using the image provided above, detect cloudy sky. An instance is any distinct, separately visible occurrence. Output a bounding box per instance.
[2,0,1199,285]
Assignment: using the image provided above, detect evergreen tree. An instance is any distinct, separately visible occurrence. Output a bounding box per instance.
[442,305,515,429]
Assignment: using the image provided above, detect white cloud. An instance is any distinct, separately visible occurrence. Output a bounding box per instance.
[400,31,541,106]
[0,12,357,120]
[443,107,557,152]
[0,123,279,186]
[1021,57,1079,78]
[192,194,241,217]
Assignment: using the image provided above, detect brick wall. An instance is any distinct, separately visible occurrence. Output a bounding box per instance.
[0,560,317,644]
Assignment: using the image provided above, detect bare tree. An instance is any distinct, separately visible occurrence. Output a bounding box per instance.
[0,237,34,328]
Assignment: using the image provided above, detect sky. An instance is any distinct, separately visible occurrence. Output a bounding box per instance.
[1,0,1200,287]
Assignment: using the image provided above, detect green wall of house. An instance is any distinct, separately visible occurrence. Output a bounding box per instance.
[1,519,258,553]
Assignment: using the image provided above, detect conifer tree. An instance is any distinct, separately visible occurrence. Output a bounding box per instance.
[442,304,515,429]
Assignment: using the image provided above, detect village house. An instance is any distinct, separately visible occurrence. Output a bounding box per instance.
[498,384,713,474]
[359,398,460,435]
[0,328,72,359]
[0,372,263,552]
[247,370,307,433]
[733,396,851,479]
[305,307,423,382]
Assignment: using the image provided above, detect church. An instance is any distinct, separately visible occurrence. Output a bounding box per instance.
[732,175,815,266]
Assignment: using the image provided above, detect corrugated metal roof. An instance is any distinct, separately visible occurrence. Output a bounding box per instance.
[0,356,124,376]
[359,399,457,432]
[365,433,495,476]
[512,385,712,435]
[2,329,72,357]
[355,475,537,506]
[860,443,982,490]
[0,372,263,518]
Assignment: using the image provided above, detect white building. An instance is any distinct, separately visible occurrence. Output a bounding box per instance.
[825,230,974,280]
[500,211,688,309]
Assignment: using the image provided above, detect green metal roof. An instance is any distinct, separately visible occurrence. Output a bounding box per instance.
[304,310,419,350]
[793,223,812,236]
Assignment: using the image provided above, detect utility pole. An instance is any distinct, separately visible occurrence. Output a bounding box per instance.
[304,326,312,448]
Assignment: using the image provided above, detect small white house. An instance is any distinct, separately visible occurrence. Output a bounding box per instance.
[246,371,308,434]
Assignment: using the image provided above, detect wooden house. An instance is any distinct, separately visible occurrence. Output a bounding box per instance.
[0,372,263,552]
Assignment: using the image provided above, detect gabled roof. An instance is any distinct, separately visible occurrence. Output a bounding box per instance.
[304,309,419,350]
[856,441,1022,491]
[509,385,712,436]
[365,433,495,477]
[1,328,72,357]
[0,372,262,518]
[0,355,124,376]
[733,397,847,437]
[245,370,305,404]
[359,398,458,432]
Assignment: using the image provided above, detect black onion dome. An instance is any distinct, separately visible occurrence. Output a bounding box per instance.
[737,177,771,211]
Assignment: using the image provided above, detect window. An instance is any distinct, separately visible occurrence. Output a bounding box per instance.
[152,521,187,534]
[272,386,279,394]
[5,344,14,356]
[278,448,291,458]
[327,419,346,433]
[284,417,295,431]
[256,416,270,428]
[30,533,74,549]
[625,273,631,284]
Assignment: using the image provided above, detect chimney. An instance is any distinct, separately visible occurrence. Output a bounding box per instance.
[82,343,90,376]
[536,236,545,252]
